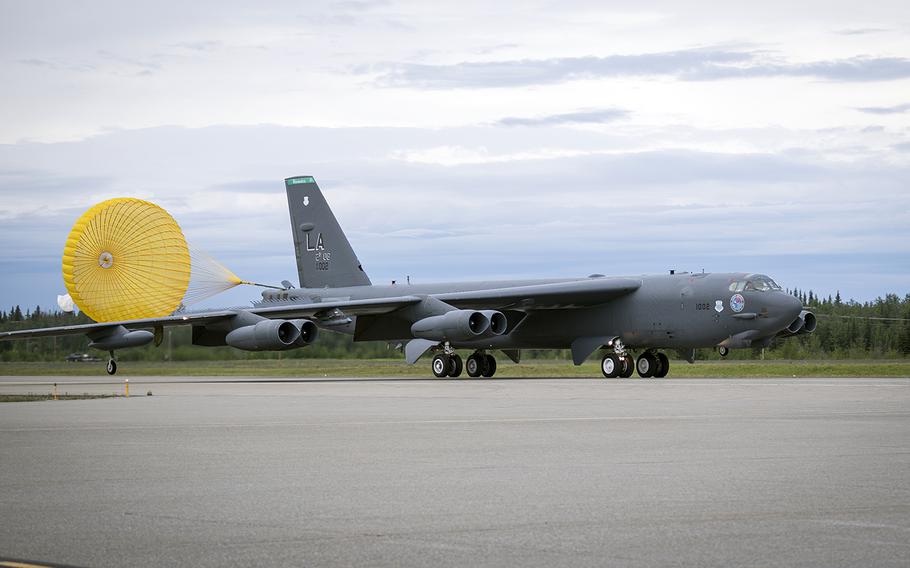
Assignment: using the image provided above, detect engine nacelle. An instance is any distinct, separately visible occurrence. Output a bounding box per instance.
[289,319,318,347]
[88,325,154,351]
[779,310,817,337]
[226,319,301,351]
[411,310,492,341]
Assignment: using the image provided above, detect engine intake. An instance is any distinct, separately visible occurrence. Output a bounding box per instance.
[779,310,817,337]
[290,319,318,347]
[481,310,507,335]
[798,311,816,334]
[226,319,301,351]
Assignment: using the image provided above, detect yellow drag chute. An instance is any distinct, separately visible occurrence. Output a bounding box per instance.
[62,198,195,322]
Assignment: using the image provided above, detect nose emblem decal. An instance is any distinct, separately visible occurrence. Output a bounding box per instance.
[730,293,746,313]
[714,300,724,313]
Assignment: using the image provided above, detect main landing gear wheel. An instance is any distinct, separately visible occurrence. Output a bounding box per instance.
[718,346,729,358]
[106,359,117,375]
[466,353,483,377]
[431,354,450,378]
[481,354,497,378]
[620,355,635,378]
[636,353,657,378]
[655,353,669,378]
[601,353,621,378]
[448,354,463,378]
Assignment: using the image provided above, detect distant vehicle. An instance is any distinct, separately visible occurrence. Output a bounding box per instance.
[65,353,102,363]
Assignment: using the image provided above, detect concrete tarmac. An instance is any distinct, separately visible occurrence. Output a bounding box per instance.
[0,376,908,567]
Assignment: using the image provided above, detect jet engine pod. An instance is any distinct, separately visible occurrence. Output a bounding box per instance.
[480,310,507,335]
[289,319,318,347]
[226,319,301,351]
[798,310,817,334]
[411,310,490,342]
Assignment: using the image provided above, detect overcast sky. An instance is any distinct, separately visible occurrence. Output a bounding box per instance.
[1,0,909,311]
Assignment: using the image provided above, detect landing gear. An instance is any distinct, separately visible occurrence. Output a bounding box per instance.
[431,353,465,378]
[620,356,635,378]
[636,353,656,378]
[602,339,635,378]
[449,354,463,377]
[106,358,117,375]
[718,346,729,358]
[655,352,669,378]
[466,353,482,377]
[636,351,670,378]
[601,353,621,378]
[431,354,449,378]
[465,352,496,378]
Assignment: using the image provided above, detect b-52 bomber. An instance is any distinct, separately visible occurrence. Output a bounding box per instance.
[0,176,815,378]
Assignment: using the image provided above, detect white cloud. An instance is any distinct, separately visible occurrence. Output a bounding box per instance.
[0,1,908,305]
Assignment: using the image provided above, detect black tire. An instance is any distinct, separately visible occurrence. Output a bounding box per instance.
[620,356,635,378]
[481,354,497,377]
[431,354,449,378]
[448,354,463,377]
[106,359,117,375]
[655,353,669,378]
[601,354,621,378]
[466,354,482,377]
[636,353,656,378]
[718,346,729,358]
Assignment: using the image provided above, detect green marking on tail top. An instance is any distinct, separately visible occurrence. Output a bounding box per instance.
[287,176,315,185]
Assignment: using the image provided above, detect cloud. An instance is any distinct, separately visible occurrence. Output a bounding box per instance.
[17,58,95,73]
[367,49,751,88]
[367,50,910,88]
[834,28,890,35]
[0,124,906,309]
[170,40,222,52]
[855,103,910,115]
[497,108,629,127]
[687,56,910,82]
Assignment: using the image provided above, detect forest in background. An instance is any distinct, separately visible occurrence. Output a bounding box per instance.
[1,290,909,362]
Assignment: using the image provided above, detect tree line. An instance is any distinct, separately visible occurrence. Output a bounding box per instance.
[1,290,909,362]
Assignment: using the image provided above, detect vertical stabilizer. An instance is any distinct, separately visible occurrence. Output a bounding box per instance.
[285,176,371,288]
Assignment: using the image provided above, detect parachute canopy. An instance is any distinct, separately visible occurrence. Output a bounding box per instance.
[62,198,193,322]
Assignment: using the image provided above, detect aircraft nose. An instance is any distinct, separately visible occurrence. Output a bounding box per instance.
[774,292,803,322]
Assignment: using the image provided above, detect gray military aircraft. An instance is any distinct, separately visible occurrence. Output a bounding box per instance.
[0,176,815,378]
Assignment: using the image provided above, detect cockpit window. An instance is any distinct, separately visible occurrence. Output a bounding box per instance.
[729,275,781,292]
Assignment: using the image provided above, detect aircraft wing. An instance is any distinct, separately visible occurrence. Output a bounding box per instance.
[0,296,424,341]
[435,277,642,310]
[0,277,641,341]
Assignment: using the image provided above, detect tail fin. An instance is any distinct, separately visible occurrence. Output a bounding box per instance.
[284,176,371,288]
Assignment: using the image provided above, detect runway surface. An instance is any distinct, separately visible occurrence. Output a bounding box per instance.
[1,376,908,567]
